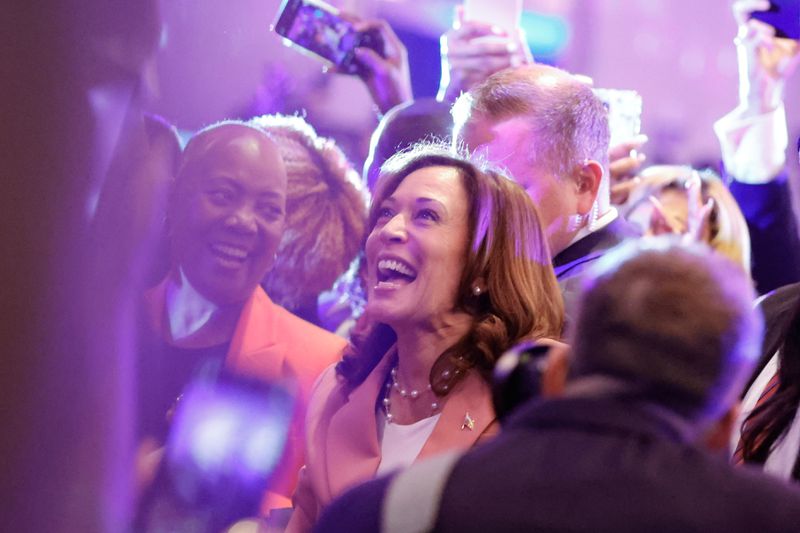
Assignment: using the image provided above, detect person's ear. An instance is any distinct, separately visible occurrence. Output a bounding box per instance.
[541,342,570,397]
[702,402,741,453]
[575,160,603,215]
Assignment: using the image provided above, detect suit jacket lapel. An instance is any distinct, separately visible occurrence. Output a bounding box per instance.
[552,218,637,278]
[324,347,396,497]
[553,229,610,277]
[224,287,287,381]
[418,370,497,458]
[143,279,287,380]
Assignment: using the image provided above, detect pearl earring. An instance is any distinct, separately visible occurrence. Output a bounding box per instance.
[472,285,482,296]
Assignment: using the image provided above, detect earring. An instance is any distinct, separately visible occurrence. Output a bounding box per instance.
[472,285,482,296]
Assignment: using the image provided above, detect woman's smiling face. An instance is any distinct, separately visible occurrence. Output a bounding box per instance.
[171,125,287,305]
[365,165,471,329]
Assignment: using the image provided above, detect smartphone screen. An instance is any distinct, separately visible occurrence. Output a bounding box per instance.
[136,373,296,532]
[165,375,295,495]
[751,0,800,40]
[274,0,359,69]
[463,0,523,35]
[593,88,643,147]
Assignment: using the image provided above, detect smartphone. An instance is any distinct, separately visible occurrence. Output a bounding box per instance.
[272,0,384,75]
[463,0,523,35]
[593,88,643,147]
[750,0,800,40]
[136,372,296,532]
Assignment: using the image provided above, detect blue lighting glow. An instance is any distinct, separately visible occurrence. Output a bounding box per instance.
[521,12,570,60]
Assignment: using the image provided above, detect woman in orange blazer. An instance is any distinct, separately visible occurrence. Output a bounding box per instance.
[136,121,346,512]
[288,143,564,531]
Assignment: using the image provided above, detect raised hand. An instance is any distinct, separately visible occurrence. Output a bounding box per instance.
[437,5,532,103]
[731,0,800,113]
[609,134,648,205]
[350,18,413,115]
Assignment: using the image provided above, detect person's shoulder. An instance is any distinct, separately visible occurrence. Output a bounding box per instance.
[581,216,641,253]
[270,303,344,342]
[272,304,347,361]
[314,473,394,533]
[554,217,639,276]
[652,443,800,526]
[707,462,800,527]
[605,216,642,240]
[756,281,800,318]
[257,300,347,398]
[308,363,342,402]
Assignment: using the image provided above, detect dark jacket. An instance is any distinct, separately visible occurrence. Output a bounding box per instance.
[746,282,800,391]
[553,217,640,322]
[317,396,800,532]
[730,176,800,294]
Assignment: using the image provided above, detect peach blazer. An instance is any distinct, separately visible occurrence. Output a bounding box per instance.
[287,347,499,532]
[144,279,347,509]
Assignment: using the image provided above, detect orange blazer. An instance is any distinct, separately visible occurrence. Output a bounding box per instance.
[287,347,499,532]
[144,279,347,509]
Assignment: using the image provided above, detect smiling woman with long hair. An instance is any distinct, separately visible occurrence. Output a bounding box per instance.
[287,142,564,532]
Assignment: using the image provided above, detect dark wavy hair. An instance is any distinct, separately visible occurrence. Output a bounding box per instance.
[740,295,800,478]
[335,142,564,395]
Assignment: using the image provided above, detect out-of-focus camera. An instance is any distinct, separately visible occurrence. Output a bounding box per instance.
[135,371,295,532]
[492,341,552,424]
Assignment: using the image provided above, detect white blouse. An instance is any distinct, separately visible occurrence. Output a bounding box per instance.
[376,412,441,477]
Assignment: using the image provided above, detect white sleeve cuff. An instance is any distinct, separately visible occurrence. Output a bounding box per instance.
[713,104,788,184]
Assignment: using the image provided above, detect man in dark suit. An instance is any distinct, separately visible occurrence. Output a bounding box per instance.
[316,239,800,532]
[452,64,639,320]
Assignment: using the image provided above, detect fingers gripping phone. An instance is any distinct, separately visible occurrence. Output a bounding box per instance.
[272,0,385,75]
[750,0,800,40]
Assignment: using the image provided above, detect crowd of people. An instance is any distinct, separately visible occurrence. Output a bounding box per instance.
[11,0,800,531]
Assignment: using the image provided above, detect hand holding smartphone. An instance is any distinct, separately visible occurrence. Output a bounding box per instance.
[135,373,296,532]
[272,0,385,75]
[437,0,529,102]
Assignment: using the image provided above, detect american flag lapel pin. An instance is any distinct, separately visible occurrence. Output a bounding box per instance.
[461,412,475,431]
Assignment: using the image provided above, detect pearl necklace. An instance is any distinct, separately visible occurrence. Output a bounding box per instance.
[382,364,463,424]
[390,366,431,399]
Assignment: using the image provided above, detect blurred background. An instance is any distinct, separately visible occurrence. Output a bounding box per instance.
[149,0,800,186]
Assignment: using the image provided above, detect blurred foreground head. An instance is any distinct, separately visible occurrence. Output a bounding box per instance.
[571,238,763,426]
